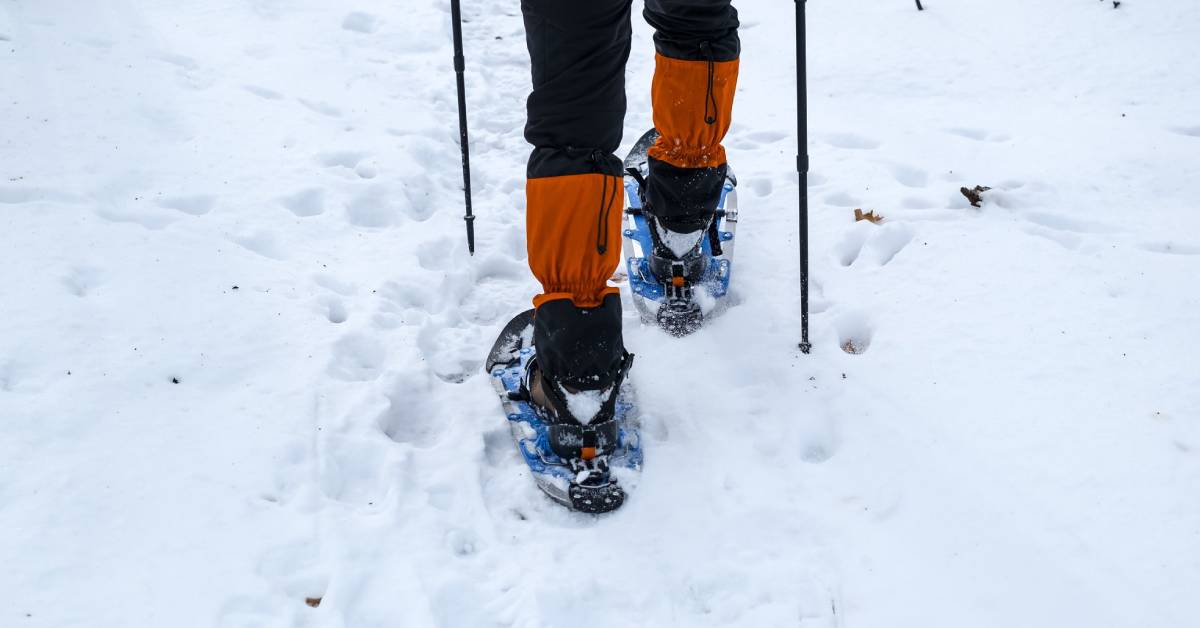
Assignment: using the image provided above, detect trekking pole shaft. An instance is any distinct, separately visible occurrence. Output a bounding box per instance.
[451,0,475,254]
[796,0,812,353]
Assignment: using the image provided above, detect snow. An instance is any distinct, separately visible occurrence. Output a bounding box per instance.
[563,386,609,426]
[655,222,705,258]
[1,0,1198,627]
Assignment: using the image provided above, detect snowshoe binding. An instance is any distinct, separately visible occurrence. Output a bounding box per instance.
[621,128,738,336]
[485,310,642,514]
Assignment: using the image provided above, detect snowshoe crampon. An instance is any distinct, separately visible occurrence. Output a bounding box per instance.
[484,310,642,513]
[621,128,738,336]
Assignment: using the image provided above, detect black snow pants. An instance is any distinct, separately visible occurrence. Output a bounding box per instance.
[522,0,740,391]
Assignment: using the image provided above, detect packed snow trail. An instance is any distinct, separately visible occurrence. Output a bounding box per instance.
[1,1,1198,627]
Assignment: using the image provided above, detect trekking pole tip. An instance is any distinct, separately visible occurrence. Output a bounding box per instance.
[465,214,476,255]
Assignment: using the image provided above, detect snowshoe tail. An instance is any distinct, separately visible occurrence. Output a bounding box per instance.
[485,308,533,373]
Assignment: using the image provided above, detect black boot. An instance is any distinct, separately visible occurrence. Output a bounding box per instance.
[520,352,633,513]
[642,210,710,336]
[646,214,709,286]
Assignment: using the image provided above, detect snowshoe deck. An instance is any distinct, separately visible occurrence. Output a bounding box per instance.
[485,310,642,513]
[621,128,739,334]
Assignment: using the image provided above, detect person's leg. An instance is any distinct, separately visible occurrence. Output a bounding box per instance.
[521,0,632,404]
[641,0,739,246]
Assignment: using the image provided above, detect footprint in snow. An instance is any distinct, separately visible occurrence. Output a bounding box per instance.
[945,127,1012,142]
[256,541,330,604]
[150,51,198,71]
[328,332,386,382]
[945,126,988,141]
[220,535,329,625]
[258,437,311,507]
[799,420,838,464]
[835,222,913,267]
[157,193,216,216]
[279,187,326,217]
[398,174,437,222]
[342,11,379,34]
[376,371,442,447]
[345,184,406,228]
[747,177,772,197]
[834,227,871,267]
[481,427,515,467]
[834,310,873,355]
[415,236,455,271]
[317,436,391,506]
[309,267,355,325]
[95,205,177,230]
[444,528,481,558]
[891,164,928,188]
[316,295,348,324]
[312,273,357,296]
[230,230,287,260]
[1137,241,1200,256]
[316,150,376,179]
[61,266,104,297]
[243,84,283,100]
[373,279,433,329]
[866,223,914,265]
[317,150,367,169]
[354,163,378,179]
[454,253,529,326]
[417,321,484,383]
[298,98,342,118]
[823,191,860,207]
[0,360,26,392]
[405,135,459,173]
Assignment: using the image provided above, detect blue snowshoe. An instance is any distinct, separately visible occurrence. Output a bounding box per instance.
[485,310,642,514]
[621,128,739,336]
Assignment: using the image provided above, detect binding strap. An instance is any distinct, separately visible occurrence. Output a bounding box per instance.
[539,351,634,461]
[549,419,620,462]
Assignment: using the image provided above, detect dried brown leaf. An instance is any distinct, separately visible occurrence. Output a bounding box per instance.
[854,208,884,224]
[960,185,992,208]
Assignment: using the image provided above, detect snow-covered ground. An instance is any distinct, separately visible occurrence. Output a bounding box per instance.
[2,0,1198,626]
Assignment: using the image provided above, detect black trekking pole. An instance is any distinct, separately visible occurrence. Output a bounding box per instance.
[450,0,475,255]
[796,0,812,354]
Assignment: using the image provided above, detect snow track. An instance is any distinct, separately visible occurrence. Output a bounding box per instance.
[1,1,1198,627]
